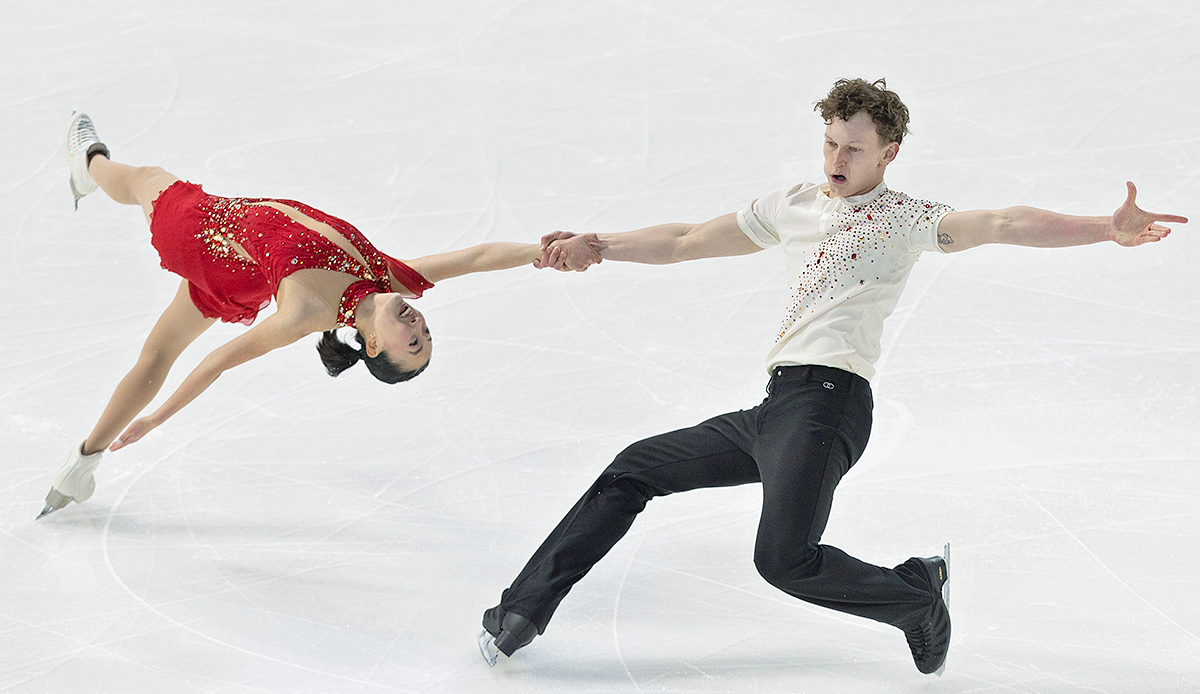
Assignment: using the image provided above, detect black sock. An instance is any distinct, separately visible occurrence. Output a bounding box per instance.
[85,142,109,166]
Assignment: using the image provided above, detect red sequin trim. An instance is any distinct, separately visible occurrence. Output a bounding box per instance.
[339,280,384,328]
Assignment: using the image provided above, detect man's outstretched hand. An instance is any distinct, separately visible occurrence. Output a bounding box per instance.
[1110,182,1188,247]
[534,231,603,271]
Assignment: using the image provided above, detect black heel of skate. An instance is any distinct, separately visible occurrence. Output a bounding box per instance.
[479,607,538,667]
[494,611,537,656]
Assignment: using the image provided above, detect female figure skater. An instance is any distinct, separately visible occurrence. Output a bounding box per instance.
[39,112,571,519]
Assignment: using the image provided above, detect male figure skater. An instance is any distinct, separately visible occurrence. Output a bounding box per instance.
[479,78,1187,675]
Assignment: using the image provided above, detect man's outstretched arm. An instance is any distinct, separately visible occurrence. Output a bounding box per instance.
[936,182,1187,253]
[541,212,763,270]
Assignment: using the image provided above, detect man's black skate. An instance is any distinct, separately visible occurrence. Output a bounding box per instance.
[901,543,951,675]
[478,605,537,667]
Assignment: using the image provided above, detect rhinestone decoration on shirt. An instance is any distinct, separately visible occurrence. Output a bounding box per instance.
[775,189,947,341]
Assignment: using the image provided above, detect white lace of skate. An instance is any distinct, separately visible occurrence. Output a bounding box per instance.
[69,114,100,154]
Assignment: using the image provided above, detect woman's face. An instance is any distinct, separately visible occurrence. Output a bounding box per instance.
[374,293,432,372]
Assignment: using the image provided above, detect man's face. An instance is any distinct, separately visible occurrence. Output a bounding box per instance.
[822,111,899,198]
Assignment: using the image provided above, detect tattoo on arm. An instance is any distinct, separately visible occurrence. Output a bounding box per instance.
[938,232,954,247]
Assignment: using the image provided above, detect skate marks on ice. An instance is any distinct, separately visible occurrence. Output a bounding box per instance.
[4,0,1200,693]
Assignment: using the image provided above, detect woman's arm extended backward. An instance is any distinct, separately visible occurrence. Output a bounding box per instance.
[108,302,311,451]
[83,281,215,454]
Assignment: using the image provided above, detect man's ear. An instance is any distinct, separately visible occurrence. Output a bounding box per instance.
[881,141,900,165]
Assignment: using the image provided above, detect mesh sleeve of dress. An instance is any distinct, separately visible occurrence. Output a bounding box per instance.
[382,255,434,297]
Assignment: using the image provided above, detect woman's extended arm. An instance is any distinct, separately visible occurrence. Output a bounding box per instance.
[407,242,545,283]
[108,304,312,451]
[83,281,215,454]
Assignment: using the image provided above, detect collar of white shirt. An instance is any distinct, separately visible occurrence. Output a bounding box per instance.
[819,180,888,208]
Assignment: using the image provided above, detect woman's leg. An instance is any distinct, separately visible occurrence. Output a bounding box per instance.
[87,155,180,225]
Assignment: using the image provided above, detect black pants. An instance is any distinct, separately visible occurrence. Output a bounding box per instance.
[499,365,934,633]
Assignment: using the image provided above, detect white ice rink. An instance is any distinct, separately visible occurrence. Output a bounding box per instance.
[2,1,1198,692]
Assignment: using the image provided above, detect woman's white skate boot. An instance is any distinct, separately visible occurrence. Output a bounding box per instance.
[38,442,103,519]
[63,111,109,210]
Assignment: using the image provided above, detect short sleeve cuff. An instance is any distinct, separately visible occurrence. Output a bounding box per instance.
[908,202,955,254]
[926,207,955,254]
[737,207,778,248]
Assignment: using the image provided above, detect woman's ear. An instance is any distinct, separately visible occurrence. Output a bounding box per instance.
[364,333,381,358]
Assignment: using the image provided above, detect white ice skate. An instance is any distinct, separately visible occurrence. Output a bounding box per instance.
[63,111,108,210]
[37,442,103,519]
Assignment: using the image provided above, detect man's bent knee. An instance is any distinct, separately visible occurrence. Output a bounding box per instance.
[754,541,822,588]
[589,471,655,510]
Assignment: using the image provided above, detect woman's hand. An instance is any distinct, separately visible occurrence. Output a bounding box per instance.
[110,417,158,451]
[535,232,603,271]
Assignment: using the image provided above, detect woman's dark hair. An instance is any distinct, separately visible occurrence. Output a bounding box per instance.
[316,330,428,384]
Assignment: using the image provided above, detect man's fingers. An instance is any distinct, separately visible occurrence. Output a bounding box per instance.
[541,230,575,248]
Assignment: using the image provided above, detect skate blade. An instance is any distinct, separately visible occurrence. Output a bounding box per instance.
[37,489,71,520]
[70,180,83,211]
[936,540,951,677]
[478,629,501,667]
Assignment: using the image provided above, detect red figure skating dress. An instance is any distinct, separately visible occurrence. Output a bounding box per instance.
[148,181,432,327]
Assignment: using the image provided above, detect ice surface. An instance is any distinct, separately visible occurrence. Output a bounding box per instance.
[2,1,1197,692]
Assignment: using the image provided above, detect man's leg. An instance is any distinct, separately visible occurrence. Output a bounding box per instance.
[486,407,763,650]
[750,365,948,671]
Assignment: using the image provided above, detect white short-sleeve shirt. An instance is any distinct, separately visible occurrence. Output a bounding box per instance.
[737,180,953,381]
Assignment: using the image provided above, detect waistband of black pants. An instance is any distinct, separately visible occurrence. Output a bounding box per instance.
[768,364,867,390]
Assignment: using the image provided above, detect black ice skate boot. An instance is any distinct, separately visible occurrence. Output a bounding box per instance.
[900,543,951,675]
[63,111,110,210]
[478,605,537,667]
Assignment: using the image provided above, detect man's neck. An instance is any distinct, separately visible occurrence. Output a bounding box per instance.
[823,179,886,201]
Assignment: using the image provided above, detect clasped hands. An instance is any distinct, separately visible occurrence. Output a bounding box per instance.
[532,231,603,272]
